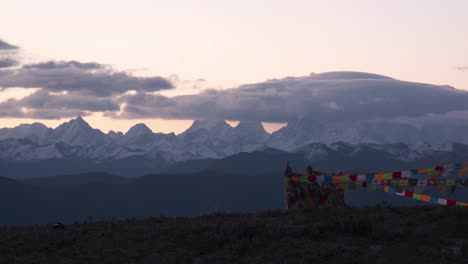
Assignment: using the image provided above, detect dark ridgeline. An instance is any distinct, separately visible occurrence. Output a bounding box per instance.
[1,147,467,226]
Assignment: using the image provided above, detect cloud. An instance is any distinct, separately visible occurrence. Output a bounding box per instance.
[0,40,18,50]
[455,66,468,71]
[118,71,468,123]
[0,58,18,68]
[23,60,103,70]
[0,40,19,69]
[0,60,174,96]
[389,110,468,126]
[0,90,120,119]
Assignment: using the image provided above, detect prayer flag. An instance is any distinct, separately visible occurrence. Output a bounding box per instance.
[447,200,456,206]
[374,173,384,181]
[438,198,447,205]
[357,174,366,182]
[393,171,402,179]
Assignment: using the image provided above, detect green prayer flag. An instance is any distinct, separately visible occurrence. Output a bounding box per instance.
[340,176,350,182]
[384,173,392,180]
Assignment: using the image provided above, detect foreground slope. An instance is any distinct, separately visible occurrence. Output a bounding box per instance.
[0,207,466,264]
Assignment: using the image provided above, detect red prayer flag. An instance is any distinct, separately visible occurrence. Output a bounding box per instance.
[393,171,402,179]
[447,200,456,206]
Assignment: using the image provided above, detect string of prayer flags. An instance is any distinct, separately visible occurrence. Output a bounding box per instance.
[285,162,468,209]
[383,188,468,207]
[284,162,468,185]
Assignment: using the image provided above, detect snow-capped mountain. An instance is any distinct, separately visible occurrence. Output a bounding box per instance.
[175,120,271,159]
[0,117,272,161]
[0,123,51,144]
[178,120,240,159]
[267,116,468,151]
[47,116,112,146]
[1,116,468,179]
[1,115,468,164]
[233,121,270,145]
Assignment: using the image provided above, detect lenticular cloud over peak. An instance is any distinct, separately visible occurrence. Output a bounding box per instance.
[119,71,468,124]
[306,71,393,80]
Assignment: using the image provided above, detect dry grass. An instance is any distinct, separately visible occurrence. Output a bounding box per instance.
[0,207,467,264]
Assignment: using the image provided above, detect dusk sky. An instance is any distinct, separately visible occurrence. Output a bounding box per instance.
[1,0,467,134]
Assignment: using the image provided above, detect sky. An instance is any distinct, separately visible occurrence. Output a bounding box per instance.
[0,0,467,134]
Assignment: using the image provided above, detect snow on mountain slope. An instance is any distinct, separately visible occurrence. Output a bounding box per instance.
[47,116,112,146]
[177,120,237,158]
[0,123,51,144]
[0,139,63,160]
[233,121,269,143]
[108,130,124,141]
[232,121,270,152]
[0,114,467,163]
[267,118,364,151]
[119,123,178,152]
[266,116,468,152]
[120,123,154,147]
[175,120,271,159]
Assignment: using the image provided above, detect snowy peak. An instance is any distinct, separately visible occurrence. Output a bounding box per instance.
[0,122,51,143]
[48,116,107,146]
[56,116,93,133]
[235,121,267,132]
[120,123,156,147]
[181,120,234,140]
[189,120,231,131]
[234,121,269,143]
[125,123,153,137]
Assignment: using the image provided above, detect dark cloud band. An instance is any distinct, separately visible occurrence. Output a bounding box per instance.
[0,90,120,119]
[0,40,18,50]
[118,72,468,123]
[0,60,174,96]
[0,59,18,68]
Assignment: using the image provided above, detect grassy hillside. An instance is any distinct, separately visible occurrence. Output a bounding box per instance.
[0,207,467,264]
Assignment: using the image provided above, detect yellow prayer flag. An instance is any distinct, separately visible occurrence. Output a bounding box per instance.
[446,179,456,186]
[399,179,408,186]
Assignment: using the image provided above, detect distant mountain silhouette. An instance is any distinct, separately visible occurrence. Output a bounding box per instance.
[1,142,468,225]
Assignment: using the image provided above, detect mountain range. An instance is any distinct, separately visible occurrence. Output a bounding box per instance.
[1,116,468,178]
[1,116,468,224]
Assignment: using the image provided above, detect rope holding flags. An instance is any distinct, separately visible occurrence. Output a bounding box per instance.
[284,161,468,209]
